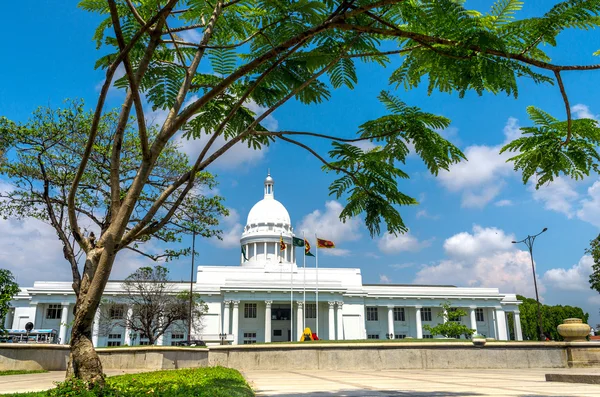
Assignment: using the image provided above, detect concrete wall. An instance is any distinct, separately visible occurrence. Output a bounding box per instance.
[2,342,599,372]
[208,342,600,371]
[0,346,208,371]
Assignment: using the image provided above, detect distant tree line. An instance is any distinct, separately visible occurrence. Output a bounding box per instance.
[510,295,589,341]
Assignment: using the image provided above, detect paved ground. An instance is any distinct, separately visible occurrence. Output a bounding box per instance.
[0,369,148,394]
[243,369,600,397]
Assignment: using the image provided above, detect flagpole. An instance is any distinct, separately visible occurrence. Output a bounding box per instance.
[290,236,294,342]
[303,231,306,331]
[315,233,319,337]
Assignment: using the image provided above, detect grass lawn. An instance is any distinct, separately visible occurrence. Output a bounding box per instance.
[0,370,48,377]
[0,367,254,397]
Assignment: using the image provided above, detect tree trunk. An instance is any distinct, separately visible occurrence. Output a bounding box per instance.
[65,244,118,387]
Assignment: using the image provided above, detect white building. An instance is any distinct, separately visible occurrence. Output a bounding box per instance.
[5,173,524,346]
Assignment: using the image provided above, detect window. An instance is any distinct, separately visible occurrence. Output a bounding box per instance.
[305,304,317,319]
[423,334,434,339]
[46,304,62,320]
[273,330,282,337]
[476,308,485,322]
[394,334,406,339]
[171,333,184,340]
[393,307,405,322]
[107,333,122,347]
[139,341,150,346]
[109,306,124,320]
[367,334,380,339]
[420,308,432,322]
[366,307,378,321]
[449,308,462,322]
[244,303,257,318]
[243,332,257,344]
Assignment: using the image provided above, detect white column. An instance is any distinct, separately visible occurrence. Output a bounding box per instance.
[296,302,303,341]
[443,308,448,323]
[156,317,164,346]
[328,302,336,340]
[415,306,423,339]
[387,306,394,339]
[495,308,508,341]
[231,301,240,345]
[264,242,268,261]
[92,309,100,347]
[336,301,344,340]
[265,301,272,343]
[58,303,70,345]
[514,311,523,341]
[253,243,257,261]
[469,307,478,336]
[223,301,231,335]
[123,306,134,346]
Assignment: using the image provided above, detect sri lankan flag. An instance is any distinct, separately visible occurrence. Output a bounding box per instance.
[280,236,287,251]
[304,239,315,257]
[317,237,335,249]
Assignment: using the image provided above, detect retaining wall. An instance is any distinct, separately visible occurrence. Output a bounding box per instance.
[0,345,208,371]
[1,342,599,372]
[208,342,600,371]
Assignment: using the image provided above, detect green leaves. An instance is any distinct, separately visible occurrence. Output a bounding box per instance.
[0,269,19,333]
[586,234,600,295]
[501,106,600,188]
[326,92,463,237]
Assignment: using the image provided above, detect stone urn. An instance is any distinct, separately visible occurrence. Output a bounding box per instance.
[557,318,590,342]
[472,336,486,347]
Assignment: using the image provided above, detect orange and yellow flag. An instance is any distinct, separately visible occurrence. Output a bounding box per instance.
[280,236,287,251]
[316,238,335,249]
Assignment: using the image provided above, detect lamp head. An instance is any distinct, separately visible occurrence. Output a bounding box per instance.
[542,227,548,233]
[511,241,517,244]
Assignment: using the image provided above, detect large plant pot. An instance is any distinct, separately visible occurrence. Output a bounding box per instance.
[472,337,486,347]
[557,318,590,342]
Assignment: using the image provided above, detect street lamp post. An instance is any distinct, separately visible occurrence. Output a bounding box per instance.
[188,221,197,344]
[512,227,548,341]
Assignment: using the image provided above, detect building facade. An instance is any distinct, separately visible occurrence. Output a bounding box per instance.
[5,173,523,346]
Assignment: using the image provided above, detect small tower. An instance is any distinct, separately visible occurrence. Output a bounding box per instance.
[240,172,296,270]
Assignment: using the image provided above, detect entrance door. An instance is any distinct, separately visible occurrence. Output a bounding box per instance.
[271,304,292,342]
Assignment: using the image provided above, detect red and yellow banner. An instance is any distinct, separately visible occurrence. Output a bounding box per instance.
[280,236,287,251]
[317,238,335,249]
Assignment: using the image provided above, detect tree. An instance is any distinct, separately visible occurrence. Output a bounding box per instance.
[3,0,600,385]
[0,269,20,333]
[513,295,589,341]
[99,266,207,345]
[587,234,600,298]
[423,302,475,339]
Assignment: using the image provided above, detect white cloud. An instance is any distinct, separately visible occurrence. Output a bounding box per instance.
[389,263,415,270]
[323,248,351,257]
[543,255,594,292]
[416,210,439,220]
[577,180,600,228]
[443,225,512,259]
[178,29,203,44]
[438,118,521,208]
[379,274,392,284]
[572,104,598,121]
[495,199,513,207]
[414,225,542,297]
[530,177,578,218]
[244,99,279,132]
[297,201,361,243]
[212,208,243,249]
[378,232,432,254]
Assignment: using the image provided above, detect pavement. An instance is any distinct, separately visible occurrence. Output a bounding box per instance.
[0,369,148,394]
[243,368,600,397]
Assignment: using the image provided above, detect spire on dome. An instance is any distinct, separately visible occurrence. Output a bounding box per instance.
[264,171,274,198]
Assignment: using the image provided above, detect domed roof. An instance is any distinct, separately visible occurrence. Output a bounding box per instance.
[246,172,291,226]
[246,198,291,226]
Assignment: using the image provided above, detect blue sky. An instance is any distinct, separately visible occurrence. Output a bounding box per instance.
[1,1,599,326]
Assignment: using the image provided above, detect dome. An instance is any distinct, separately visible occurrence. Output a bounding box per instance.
[245,171,291,227]
[246,198,291,226]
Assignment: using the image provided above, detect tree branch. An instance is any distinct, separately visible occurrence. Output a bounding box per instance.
[554,70,572,145]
